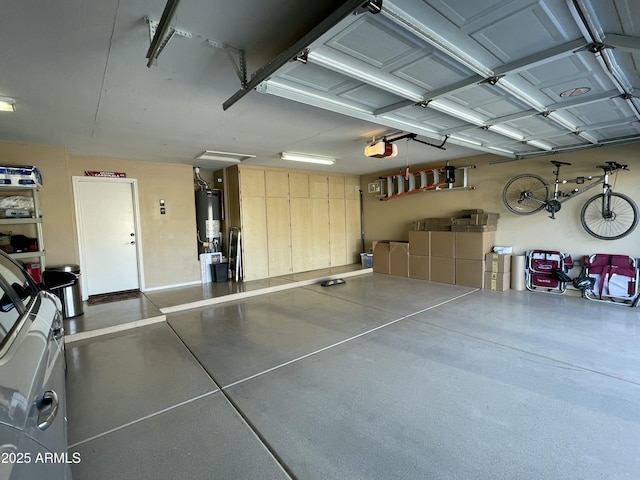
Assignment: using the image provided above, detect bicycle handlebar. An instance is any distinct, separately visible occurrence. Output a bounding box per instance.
[598,161,628,171]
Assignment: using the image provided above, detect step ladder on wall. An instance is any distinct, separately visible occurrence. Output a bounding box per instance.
[369,164,475,201]
[228,227,243,281]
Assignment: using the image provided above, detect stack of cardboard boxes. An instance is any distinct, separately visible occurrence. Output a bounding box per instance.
[373,209,512,290]
[429,231,456,284]
[455,232,496,287]
[451,212,500,232]
[407,231,430,280]
[484,253,511,291]
[372,241,410,276]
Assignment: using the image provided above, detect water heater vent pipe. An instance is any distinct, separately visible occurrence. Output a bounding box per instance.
[194,167,209,190]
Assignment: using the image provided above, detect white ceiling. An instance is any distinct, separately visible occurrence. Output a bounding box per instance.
[1,0,638,175]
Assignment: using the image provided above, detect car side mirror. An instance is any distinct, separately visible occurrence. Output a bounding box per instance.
[0,283,31,312]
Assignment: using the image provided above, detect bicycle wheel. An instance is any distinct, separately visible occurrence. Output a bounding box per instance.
[580,192,639,240]
[502,174,549,215]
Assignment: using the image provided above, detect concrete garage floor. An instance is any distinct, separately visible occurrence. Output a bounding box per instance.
[65,274,640,480]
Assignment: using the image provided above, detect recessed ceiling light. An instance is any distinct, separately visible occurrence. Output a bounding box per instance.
[0,96,16,112]
[194,150,256,163]
[559,87,591,98]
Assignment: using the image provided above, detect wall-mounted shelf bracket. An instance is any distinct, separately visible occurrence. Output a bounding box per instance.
[207,40,248,89]
[146,16,192,67]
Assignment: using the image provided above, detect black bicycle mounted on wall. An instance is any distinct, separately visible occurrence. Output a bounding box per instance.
[502,160,639,240]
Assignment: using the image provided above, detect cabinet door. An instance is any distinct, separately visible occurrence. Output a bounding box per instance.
[344,176,362,263]
[329,198,347,266]
[240,168,265,197]
[310,198,331,270]
[289,172,309,198]
[309,174,328,199]
[240,196,269,280]
[290,198,312,272]
[345,176,360,200]
[266,197,292,276]
[265,171,289,198]
[329,176,345,199]
[290,198,330,271]
[346,198,362,263]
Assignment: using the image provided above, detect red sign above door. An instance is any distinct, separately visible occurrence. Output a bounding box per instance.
[84,171,127,178]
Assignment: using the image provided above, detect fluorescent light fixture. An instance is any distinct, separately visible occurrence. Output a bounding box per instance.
[527,139,553,151]
[308,49,424,103]
[0,97,16,112]
[489,124,525,141]
[194,150,256,163]
[448,134,483,146]
[487,145,515,155]
[280,152,335,165]
[546,111,580,132]
[429,100,485,126]
[497,79,547,111]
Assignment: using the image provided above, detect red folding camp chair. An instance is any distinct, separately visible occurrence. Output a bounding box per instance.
[525,250,572,294]
[583,254,639,306]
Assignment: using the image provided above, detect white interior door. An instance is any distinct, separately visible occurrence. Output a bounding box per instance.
[74,178,141,297]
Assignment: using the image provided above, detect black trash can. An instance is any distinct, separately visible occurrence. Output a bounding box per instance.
[47,264,84,318]
[211,263,229,283]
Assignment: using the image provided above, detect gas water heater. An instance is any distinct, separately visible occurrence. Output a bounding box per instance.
[194,168,223,254]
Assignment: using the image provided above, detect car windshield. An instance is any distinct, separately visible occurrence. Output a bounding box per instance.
[0,254,36,350]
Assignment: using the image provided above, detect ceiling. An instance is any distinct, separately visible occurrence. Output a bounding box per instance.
[1,0,638,175]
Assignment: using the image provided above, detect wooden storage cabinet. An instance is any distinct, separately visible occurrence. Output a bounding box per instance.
[0,187,45,267]
[329,198,347,266]
[230,166,361,281]
[266,197,292,276]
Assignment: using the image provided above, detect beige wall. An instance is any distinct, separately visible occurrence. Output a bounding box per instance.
[0,141,201,290]
[361,144,640,259]
[3,139,637,289]
[68,156,200,289]
[0,142,77,266]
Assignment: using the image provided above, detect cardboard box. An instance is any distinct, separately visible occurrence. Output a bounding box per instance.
[455,232,495,260]
[455,259,485,288]
[431,231,455,258]
[452,211,499,231]
[471,213,499,226]
[430,257,455,284]
[409,255,430,281]
[485,253,511,273]
[484,271,511,291]
[461,209,483,216]
[389,242,409,277]
[452,218,471,226]
[423,218,453,231]
[408,231,430,256]
[373,241,390,274]
[451,224,497,232]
